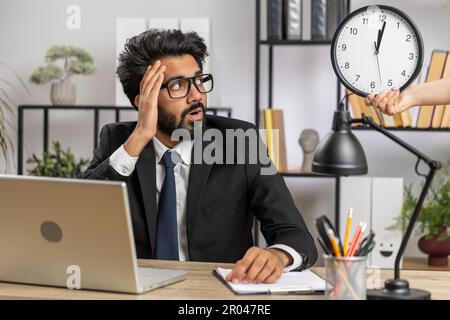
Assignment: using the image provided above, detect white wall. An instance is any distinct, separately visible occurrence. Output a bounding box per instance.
[0,0,449,260]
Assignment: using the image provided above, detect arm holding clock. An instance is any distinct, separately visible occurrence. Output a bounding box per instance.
[366,77,450,115]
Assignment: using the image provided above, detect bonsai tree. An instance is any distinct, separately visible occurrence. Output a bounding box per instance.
[30,45,97,85]
[27,140,90,178]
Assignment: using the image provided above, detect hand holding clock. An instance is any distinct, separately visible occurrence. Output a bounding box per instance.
[366,78,450,115]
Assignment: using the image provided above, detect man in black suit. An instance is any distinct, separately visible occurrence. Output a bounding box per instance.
[84,29,316,284]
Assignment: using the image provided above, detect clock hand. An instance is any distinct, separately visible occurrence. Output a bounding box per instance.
[374,41,382,85]
[376,21,387,52]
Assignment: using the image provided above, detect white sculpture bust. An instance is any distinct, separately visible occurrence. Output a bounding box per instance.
[299,129,320,173]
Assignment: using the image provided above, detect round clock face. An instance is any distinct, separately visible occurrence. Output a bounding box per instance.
[331,5,424,97]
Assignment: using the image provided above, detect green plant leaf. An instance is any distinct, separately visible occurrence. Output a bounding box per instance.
[29,64,63,84]
[68,60,97,75]
[388,161,450,239]
[36,45,97,83]
[27,140,90,178]
[0,62,30,95]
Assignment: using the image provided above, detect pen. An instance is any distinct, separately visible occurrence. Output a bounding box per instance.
[327,228,342,257]
[269,288,321,295]
[343,207,353,256]
[361,232,375,256]
[317,237,331,255]
[347,222,367,257]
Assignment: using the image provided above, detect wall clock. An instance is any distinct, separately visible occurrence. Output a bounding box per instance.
[331,5,424,97]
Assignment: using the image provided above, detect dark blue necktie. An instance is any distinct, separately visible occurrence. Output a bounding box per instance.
[156,150,180,260]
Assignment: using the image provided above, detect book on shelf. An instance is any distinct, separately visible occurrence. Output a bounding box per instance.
[267,0,284,40]
[394,110,412,128]
[265,0,347,42]
[263,109,275,165]
[347,91,385,126]
[326,0,347,40]
[358,96,382,126]
[372,108,384,126]
[285,0,302,40]
[431,51,450,128]
[271,109,288,172]
[347,91,362,120]
[409,106,420,128]
[417,50,448,128]
[381,113,396,128]
[441,104,450,128]
[311,0,326,40]
[260,108,288,172]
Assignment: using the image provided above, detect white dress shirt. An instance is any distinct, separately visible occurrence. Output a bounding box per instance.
[109,137,302,271]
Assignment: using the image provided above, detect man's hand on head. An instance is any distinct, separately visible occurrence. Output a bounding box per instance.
[225,246,293,284]
[124,60,165,157]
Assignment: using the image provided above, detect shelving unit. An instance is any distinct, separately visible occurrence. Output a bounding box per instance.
[254,1,449,234]
[352,126,450,132]
[255,0,350,232]
[17,105,232,175]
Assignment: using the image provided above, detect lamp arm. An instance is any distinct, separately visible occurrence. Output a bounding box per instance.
[350,116,440,167]
[351,115,442,280]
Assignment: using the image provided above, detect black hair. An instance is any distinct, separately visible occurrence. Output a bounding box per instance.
[116,29,208,110]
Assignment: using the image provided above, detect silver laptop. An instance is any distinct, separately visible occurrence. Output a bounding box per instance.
[0,174,187,294]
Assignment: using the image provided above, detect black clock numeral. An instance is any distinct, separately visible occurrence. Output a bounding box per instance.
[350,27,358,35]
[379,14,386,22]
[397,22,400,29]
[370,82,376,89]
[344,62,350,69]
[362,18,368,24]
[388,79,393,86]
[341,44,347,51]
[408,53,414,60]
[355,74,360,82]
[401,70,406,77]
[406,35,412,42]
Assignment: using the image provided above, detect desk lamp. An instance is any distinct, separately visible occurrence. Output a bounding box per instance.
[312,101,441,300]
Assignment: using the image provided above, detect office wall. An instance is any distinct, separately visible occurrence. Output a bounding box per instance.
[0,0,449,260]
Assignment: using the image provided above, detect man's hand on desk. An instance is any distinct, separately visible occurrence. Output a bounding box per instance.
[225,246,293,284]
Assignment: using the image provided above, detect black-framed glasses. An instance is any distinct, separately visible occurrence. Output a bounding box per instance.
[161,73,214,99]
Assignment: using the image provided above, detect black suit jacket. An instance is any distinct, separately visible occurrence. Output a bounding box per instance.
[83,114,317,269]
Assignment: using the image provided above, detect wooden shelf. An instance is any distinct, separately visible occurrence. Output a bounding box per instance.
[352,126,450,132]
[259,40,331,46]
[279,168,337,178]
[403,257,450,271]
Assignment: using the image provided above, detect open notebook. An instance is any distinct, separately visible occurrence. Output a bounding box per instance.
[214,268,326,295]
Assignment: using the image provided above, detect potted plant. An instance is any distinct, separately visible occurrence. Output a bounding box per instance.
[0,62,30,172]
[27,140,90,178]
[29,45,97,105]
[388,160,450,266]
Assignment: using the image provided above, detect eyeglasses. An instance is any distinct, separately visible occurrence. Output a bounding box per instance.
[161,73,214,99]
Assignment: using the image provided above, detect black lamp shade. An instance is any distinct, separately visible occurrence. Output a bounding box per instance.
[312,111,368,176]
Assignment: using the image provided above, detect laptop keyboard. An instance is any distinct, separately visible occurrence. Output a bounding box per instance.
[138,267,162,280]
[137,267,187,291]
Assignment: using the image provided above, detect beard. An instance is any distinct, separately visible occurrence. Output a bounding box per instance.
[157,101,206,139]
